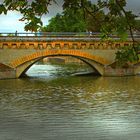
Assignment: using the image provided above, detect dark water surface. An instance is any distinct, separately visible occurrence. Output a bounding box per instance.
[0,65,140,140]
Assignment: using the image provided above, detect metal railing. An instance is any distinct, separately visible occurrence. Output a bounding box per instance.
[0,32,140,41]
[0,32,104,41]
[0,32,101,37]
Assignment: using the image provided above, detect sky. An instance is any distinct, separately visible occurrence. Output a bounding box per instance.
[0,0,140,32]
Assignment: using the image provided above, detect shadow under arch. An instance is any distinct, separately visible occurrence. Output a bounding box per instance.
[9,50,109,78]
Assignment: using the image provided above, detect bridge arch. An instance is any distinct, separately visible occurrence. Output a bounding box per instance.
[9,50,109,78]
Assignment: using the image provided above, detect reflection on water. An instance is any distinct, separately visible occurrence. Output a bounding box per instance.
[0,64,140,140]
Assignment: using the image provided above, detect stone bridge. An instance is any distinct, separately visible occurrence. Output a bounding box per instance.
[0,34,139,79]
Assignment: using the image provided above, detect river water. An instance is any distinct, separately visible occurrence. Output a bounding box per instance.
[0,64,140,140]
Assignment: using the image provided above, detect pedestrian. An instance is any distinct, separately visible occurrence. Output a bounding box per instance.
[15,30,17,36]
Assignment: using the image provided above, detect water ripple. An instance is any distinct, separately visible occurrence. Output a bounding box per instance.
[0,65,140,140]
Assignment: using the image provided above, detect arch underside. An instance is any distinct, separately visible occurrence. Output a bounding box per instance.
[9,50,109,77]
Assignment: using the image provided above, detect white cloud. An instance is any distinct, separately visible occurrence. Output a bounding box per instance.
[0,11,52,32]
[0,11,26,32]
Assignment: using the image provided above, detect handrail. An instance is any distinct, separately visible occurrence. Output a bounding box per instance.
[0,32,102,37]
[0,32,140,39]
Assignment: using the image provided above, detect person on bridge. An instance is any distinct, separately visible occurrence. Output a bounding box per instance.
[15,30,17,36]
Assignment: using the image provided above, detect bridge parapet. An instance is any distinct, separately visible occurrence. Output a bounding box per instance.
[0,40,133,50]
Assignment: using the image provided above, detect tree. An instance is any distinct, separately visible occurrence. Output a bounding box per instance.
[134,19,140,32]
[40,8,87,32]
[43,13,65,32]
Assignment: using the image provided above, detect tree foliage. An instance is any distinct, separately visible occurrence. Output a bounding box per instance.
[40,8,87,32]
[134,19,140,32]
